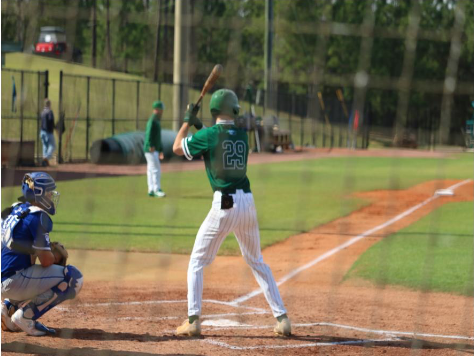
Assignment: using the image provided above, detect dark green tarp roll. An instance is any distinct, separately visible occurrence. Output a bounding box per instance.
[90,129,178,165]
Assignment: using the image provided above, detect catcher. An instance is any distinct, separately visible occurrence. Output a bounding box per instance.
[1,172,83,336]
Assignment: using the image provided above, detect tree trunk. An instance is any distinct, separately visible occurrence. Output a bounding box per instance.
[16,0,25,44]
[91,0,97,67]
[105,0,114,70]
[153,0,162,82]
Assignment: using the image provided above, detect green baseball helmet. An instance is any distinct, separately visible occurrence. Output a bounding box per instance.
[209,89,240,119]
[152,100,164,110]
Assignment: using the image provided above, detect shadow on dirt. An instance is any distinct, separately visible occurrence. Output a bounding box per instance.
[211,333,474,352]
[3,339,198,356]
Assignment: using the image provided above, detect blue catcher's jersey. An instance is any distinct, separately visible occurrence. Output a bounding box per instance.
[1,202,53,282]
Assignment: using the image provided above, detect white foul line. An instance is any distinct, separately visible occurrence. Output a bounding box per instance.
[201,338,398,350]
[232,179,472,304]
[195,320,474,350]
[203,321,474,341]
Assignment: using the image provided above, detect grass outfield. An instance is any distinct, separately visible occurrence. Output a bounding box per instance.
[345,201,474,296]
[1,154,472,256]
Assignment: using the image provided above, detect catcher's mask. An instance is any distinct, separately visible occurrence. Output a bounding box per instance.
[22,172,60,215]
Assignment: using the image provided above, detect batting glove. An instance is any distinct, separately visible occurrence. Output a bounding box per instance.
[184,104,201,127]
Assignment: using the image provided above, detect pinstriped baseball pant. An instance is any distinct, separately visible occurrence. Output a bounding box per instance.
[187,190,287,318]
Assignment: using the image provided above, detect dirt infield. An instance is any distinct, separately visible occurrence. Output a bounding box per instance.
[2,149,473,355]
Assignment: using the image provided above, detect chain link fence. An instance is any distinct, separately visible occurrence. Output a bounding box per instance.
[1,68,49,166]
[58,72,375,163]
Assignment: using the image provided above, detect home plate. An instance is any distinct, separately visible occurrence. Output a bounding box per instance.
[202,319,251,327]
[435,189,454,196]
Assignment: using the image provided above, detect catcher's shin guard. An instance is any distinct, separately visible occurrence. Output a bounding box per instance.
[23,265,83,321]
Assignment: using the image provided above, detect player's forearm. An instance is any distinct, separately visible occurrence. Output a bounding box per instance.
[173,123,190,156]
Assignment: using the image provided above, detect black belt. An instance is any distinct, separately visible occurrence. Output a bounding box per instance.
[217,187,251,195]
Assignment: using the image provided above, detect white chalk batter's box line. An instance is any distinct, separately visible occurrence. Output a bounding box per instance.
[184,321,474,351]
[116,311,269,322]
[57,180,472,350]
[195,321,474,350]
[57,299,267,313]
[58,298,473,342]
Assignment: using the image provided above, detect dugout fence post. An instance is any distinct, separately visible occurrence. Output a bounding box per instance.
[19,71,24,163]
[86,76,90,161]
[300,115,304,148]
[44,70,49,99]
[43,72,49,162]
[112,79,116,136]
[322,117,326,148]
[136,81,140,130]
[36,71,41,165]
[330,122,334,148]
[58,71,63,164]
[288,93,294,147]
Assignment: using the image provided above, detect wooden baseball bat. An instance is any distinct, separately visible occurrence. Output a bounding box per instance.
[195,64,223,106]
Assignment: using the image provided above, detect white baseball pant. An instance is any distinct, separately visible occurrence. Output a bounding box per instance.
[144,151,161,193]
[187,189,287,318]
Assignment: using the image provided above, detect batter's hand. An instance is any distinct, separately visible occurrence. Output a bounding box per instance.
[149,147,155,153]
[159,152,164,160]
[184,104,200,127]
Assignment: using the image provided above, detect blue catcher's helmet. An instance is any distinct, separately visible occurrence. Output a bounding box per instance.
[22,172,60,215]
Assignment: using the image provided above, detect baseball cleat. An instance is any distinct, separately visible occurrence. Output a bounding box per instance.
[1,301,20,332]
[155,190,166,197]
[11,308,54,336]
[148,192,156,197]
[176,318,201,337]
[274,316,291,337]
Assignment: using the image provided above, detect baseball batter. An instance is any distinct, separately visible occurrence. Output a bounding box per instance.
[172,89,291,337]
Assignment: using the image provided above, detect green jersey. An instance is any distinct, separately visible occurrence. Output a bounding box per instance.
[143,114,163,152]
[182,121,251,193]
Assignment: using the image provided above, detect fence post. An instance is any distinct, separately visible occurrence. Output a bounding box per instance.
[136,81,140,130]
[322,120,326,147]
[58,71,63,163]
[44,70,49,99]
[289,93,294,143]
[112,79,116,135]
[36,72,41,165]
[300,116,304,148]
[20,71,24,145]
[86,76,90,160]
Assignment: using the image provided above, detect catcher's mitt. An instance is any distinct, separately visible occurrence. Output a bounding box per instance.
[50,242,68,266]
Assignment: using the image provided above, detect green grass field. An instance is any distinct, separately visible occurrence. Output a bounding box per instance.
[2,154,472,294]
[2,154,472,254]
[345,201,474,296]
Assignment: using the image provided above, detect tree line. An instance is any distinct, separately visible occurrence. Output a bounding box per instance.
[2,0,473,142]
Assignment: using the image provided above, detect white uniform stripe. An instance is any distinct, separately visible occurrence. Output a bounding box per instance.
[184,122,290,319]
[187,190,287,317]
[182,138,193,160]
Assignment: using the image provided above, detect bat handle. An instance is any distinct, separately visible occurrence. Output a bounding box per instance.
[195,95,204,107]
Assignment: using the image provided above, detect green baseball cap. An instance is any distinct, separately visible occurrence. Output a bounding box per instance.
[152,100,164,110]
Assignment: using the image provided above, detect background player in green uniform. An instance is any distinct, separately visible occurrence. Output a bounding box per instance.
[144,101,166,197]
[172,89,291,337]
